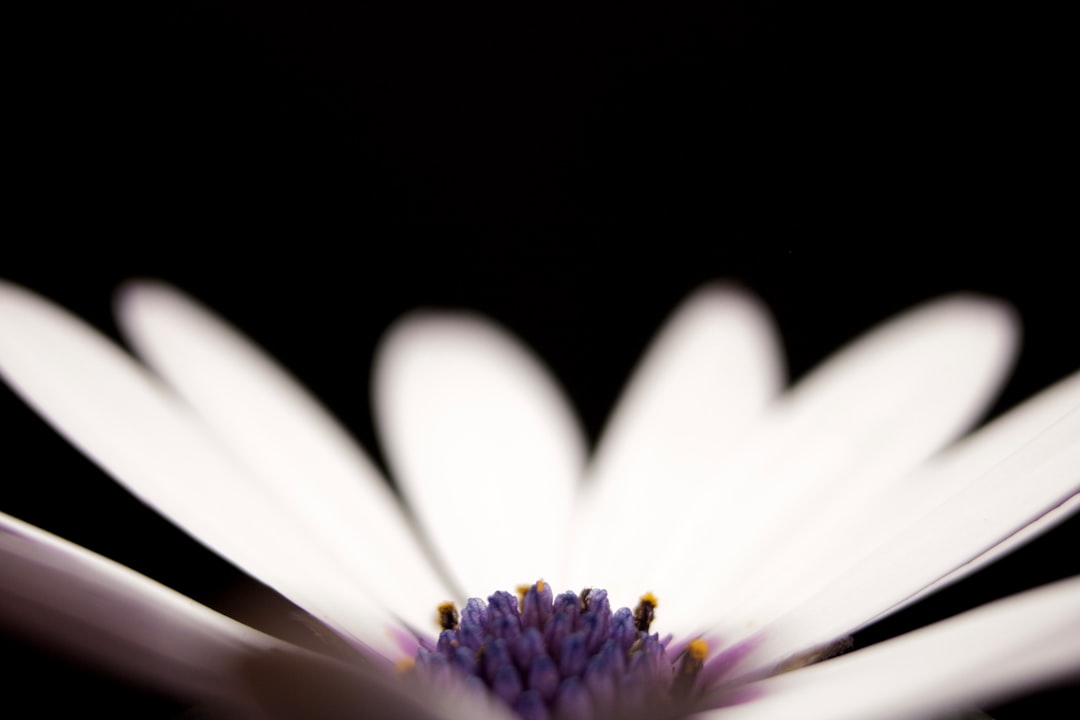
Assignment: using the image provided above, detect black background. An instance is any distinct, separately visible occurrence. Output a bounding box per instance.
[3,1,1077,716]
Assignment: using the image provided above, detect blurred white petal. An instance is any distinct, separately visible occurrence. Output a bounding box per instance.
[567,283,783,609]
[115,280,454,631]
[900,492,1080,612]
[667,295,1020,632]
[373,312,586,593]
[869,371,1080,615]
[1,278,1076,720]
[709,370,1080,637]
[741,403,1080,674]
[0,281,399,654]
[701,576,1080,720]
[0,511,281,703]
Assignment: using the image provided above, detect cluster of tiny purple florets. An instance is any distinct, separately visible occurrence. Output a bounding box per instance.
[408,582,699,720]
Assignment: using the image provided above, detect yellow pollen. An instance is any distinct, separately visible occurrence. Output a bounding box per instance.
[436,601,459,630]
[395,657,415,673]
[673,637,708,698]
[633,592,659,632]
[516,580,547,611]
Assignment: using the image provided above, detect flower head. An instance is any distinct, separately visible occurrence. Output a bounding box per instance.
[0,278,1078,719]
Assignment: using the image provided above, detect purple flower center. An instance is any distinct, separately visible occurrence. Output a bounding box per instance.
[407,581,708,720]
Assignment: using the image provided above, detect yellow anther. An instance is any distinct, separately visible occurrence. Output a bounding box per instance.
[436,601,459,631]
[516,580,547,611]
[634,592,658,632]
[395,657,415,674]
[673,637,708,698]
[687,638,709,661]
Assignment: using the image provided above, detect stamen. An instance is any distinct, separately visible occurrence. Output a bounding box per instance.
[517,579,549,611]
[522,580,554,630]
[414,583,715,720]
[611,607,638,653]
[633,592,658,632]
[437,601,459,631]
[583,644,618,710]
[672,638,708,698]
[527,654,560,701]
[553,676,590,719]
[686,639,709,661]
[579,587,592,611]
[436,629,457,655]
[557,632,588,677]
[492,661,524,706]
[512,627,546,670]
[516,584,531,611]
[514,690,548,720]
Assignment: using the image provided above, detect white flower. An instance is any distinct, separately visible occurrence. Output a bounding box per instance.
[0,278,1078,719]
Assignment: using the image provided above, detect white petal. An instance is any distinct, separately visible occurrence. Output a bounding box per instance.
[566,283,783,608]
[0,511,282,703]
[875,370,1080,611]
[115,280,453,632]
[737,370,1080,655]
[891,486,1080,616]
[665,295,1019,633]
[701,576,1080,720]
[0,281,400,655]
[703,369,1080,638]
[373,311,587,594]
[740,401,1080,674]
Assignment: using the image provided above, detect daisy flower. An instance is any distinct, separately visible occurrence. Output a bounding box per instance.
[0,278,1078,719]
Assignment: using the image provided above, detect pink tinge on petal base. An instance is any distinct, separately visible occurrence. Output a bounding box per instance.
[0,511,280,705]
